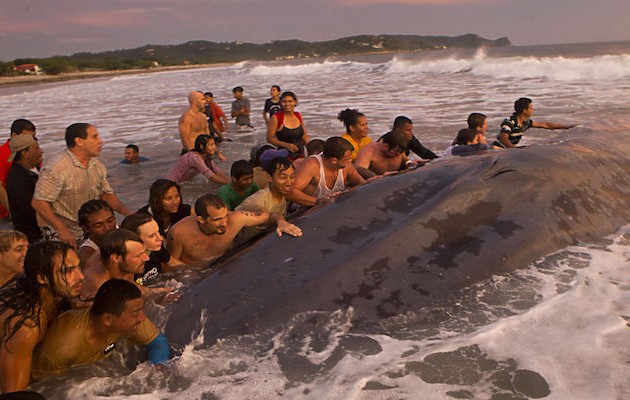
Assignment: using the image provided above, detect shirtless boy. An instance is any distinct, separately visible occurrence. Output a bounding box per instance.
[166,194,302,265]
[355,131,411,176]
[0,231,28,287]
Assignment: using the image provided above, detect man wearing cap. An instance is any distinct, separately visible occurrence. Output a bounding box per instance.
[32,123,130,247]
[6,135,44,242]
[0,119,37,221]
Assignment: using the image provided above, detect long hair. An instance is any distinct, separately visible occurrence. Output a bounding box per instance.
[0,241,73,346]
[148,179,182,229]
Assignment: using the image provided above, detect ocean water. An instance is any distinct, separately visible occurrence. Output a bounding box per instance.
[1,41,630,399]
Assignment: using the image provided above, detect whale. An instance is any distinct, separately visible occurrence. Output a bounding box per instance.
[165,131,630,347]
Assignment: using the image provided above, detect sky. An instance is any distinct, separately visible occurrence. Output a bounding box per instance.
[1,0,628,61]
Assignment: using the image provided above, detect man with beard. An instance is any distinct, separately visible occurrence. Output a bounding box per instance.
[167,194,302,265]
[0,241,84,393]
[288,136,365,207]
[79,229,149,302]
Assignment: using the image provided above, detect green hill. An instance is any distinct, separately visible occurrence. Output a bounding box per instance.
[4,34,510,75]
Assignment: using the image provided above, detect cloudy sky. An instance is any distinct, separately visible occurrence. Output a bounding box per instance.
[1,0,628,60]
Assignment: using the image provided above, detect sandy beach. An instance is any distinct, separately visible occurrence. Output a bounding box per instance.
[0,63,229,88]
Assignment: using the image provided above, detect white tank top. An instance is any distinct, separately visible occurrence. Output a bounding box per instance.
[313,154,345,198]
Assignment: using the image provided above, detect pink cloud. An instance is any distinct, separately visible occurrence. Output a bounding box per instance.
[341,0,490,4]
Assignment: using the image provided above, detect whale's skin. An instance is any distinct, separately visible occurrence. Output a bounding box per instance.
[165,132,630,347]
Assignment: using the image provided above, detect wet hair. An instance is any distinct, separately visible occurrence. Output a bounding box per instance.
[230,160,254,180]
[204,92,213,97]
[232,86,244,93]
[467,113,487,130]
[514,97,532,114]
[264,157,293,176]
[455,128,477,145]
[10,119,36,137]
[120,213,155,234]
[382,131,409,152]
[99,229,143,262]
[337,109,365,134]
[271,85,281,92]
[65,123,92,148]
[78,199,114,229]
[92,279,142,317]
[194,194,226,218]
[0,241,74,345]
[0,230,27,253]
[306,139,325,156]
[148,179,182,225]
[393,116,413,130]
[125,144,139,153]
[280,91,297,102]
[193,134,214,154]
[323,137,354,159]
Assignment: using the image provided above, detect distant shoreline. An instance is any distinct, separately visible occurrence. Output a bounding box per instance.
[0,63,230,88]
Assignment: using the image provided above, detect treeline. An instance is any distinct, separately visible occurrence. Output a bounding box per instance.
[1,34,510,76]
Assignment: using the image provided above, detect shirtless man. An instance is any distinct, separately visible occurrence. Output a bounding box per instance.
[179,91,211,153]
[167,194,302,265]
[80,229,149,302]
[0,241,83,393]
[0,231,28,287]
[288,136,365,207]
[355,131,411,177]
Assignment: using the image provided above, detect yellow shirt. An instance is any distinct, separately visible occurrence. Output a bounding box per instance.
[341,134,372,160]
[32,307,158,379]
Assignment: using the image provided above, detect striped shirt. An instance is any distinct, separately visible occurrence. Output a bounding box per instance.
[494,113,533,147]
[34,149,113,240]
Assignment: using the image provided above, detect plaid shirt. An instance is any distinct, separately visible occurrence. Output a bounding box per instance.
[34,149,113,240]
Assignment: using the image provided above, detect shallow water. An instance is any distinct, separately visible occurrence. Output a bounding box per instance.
[1,41,630,399]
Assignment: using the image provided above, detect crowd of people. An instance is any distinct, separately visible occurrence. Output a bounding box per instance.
[0,86,575,396]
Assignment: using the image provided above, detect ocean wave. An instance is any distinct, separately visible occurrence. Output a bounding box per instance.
[236,49,630,81]
[387,49,630,81]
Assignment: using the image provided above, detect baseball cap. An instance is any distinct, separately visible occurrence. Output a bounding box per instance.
[8,135,37,161]
[259,148,290,170]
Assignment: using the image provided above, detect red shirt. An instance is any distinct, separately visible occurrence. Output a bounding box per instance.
[210,103,226,132]
[0,139,12,218]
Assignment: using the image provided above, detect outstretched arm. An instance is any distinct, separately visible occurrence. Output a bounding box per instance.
[532,121,576,130]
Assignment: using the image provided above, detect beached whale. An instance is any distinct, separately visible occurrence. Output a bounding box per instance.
[165,131,630,347]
